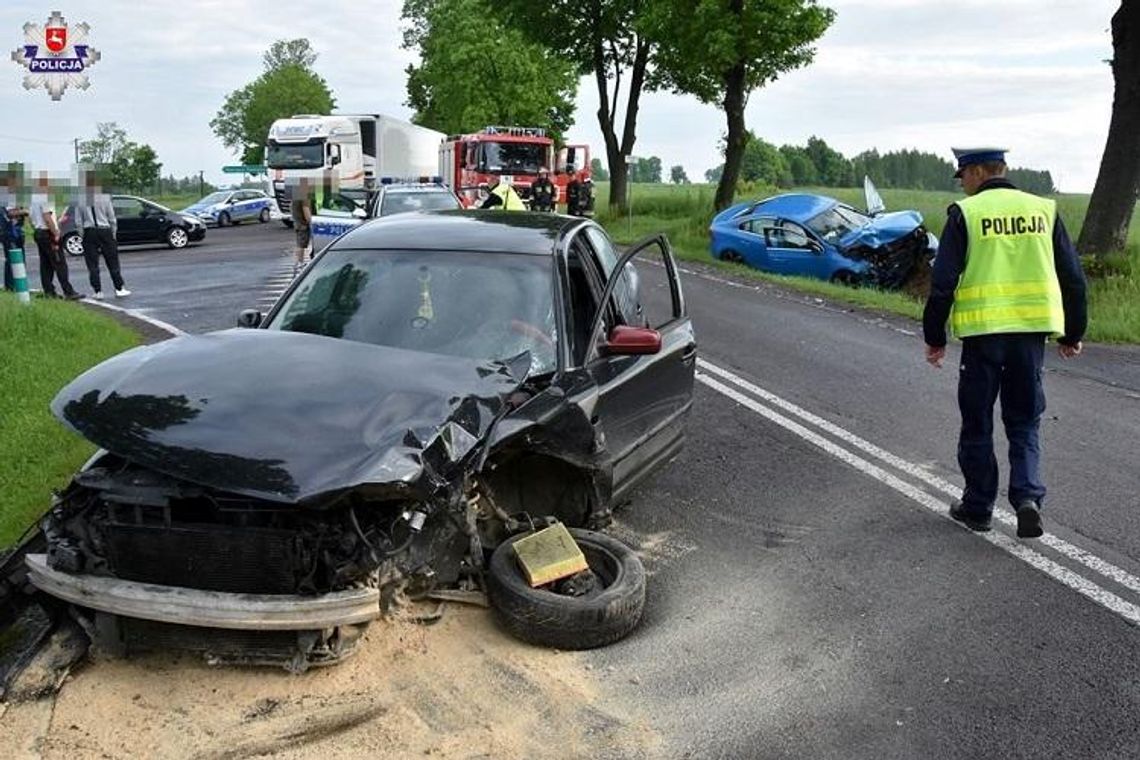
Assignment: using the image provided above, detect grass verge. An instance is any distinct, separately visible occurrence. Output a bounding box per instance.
[594,182,1140,344]
[0,294,140,547]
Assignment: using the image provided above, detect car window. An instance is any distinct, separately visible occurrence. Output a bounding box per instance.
[582,225,642,327]
[564,240,605,366]
[379,190,459,216]
[805,205,870,242]
[764,222,812,250]
[740,216,775,235]
[112,198,144,218]
[268,248,557,376]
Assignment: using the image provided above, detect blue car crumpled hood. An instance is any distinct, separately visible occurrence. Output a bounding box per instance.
[839,210,924,250]
[51,329,528,505]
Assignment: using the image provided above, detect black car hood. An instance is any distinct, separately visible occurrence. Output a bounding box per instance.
[51,329,526,504]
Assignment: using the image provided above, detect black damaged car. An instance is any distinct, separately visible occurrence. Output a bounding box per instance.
[3,211,695,674]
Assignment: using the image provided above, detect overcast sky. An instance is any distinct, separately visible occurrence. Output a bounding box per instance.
[0,0,1119,192]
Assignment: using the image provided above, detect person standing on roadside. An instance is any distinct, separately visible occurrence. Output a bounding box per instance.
[530,166,556,212]
[291,176,314,276]
[479,175,526,210]
[77,168,129,299]
[30,171,81,299]
[923,147,1087,539]
[2,165,28,292]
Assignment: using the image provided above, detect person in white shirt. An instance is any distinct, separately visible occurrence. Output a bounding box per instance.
[30,172,81,299]
[76,169,129,299]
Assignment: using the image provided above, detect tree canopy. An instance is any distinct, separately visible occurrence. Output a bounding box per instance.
[78,122,162,193]
[644,0,835,210]
[401,0,578,141]
[210,39,335,165]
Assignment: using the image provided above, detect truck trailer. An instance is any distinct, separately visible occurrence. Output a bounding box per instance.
[265,114,445,224]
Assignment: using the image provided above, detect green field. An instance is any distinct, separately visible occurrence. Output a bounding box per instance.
[0,294,140,546]
[593,182,1140,343]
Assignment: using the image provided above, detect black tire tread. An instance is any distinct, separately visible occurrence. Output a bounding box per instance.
[486,528,645,650]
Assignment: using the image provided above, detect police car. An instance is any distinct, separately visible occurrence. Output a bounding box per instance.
[181,189,275,227]
[310,177,462,252]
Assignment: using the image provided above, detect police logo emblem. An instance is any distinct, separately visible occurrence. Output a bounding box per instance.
[11,11,100,100]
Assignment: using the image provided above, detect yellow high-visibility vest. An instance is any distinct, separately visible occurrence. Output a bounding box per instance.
[951,188,1064,338]
[491,183,526,211]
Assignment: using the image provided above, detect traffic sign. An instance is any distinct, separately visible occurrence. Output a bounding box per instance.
[222,164,265,174]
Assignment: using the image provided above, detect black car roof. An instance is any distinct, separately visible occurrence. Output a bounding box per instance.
[333,210,587,256]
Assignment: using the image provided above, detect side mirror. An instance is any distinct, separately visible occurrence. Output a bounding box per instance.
[602,325,661,356]
[237,309,263,328]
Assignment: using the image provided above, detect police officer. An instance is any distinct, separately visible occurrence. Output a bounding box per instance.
[30,171,81,299]
[530,166,556,212]
[480,176,526,210]
[923,147,1087,539]
[1,165,27,291]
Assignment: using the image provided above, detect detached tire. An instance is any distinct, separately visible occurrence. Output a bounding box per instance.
[487,528,645,650]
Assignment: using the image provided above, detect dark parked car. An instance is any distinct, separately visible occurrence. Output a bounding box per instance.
[4,211,695,672]
[60,194,207,256]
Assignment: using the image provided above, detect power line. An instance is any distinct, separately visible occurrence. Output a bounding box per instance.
[0,133,73,145]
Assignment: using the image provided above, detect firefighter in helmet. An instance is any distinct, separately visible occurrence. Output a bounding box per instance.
[530,166,556,212]
[480,175,526,210]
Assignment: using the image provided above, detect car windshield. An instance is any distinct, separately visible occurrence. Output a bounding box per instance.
[480,142,545,174]
[266,140,325,170]
[804,205,872,242]
[379,190,459,216]
[267,248,557,375]
[197,192,230,205]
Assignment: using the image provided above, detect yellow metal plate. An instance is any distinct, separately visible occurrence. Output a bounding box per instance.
[512,523,589,587]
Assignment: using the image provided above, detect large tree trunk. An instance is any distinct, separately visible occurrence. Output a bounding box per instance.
[715,59,748,212]
[1078,0,1140,258]
[593,31,649,213]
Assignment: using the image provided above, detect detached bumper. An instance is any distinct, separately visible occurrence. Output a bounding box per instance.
[25,554,380,631]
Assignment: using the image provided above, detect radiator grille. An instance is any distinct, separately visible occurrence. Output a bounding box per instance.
[103,522,303,594]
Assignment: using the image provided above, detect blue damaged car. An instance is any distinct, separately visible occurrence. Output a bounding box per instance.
[181,189,274,227]
[709,179,937,289]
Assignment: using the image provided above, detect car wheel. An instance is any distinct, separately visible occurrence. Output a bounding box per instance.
[720,249,744,264]
[830,270,859,286]
[62,232,84,257]
[259,208,270,223]
[217,211,230,227]
[166,227,190,249]
[486,528,646,650]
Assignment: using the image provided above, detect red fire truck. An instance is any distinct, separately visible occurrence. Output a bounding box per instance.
[438,125,590,208]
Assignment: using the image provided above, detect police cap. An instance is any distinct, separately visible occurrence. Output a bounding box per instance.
[952,147,1008,178]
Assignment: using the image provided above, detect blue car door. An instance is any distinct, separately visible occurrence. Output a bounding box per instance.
[236,191,256,221]
[761,220,826,277]
[737,216,774,269]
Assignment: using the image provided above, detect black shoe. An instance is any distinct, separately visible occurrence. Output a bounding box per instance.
[949,500,992,532]
[1016,502,1043,539]
[64,291,84,300]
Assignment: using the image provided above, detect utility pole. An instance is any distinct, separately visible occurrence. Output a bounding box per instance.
[73,137,80,164]
[198,170,204,197]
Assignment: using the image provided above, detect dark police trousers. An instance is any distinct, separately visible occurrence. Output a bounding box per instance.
[83,227,124,293]
[957,333,1048,516]
[35,229,77,296]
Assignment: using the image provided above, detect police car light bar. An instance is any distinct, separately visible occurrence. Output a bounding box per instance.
[482,126,546,138]
[380,176,445,185]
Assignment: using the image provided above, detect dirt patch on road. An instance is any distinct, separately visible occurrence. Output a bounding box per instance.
[1,606,658,759]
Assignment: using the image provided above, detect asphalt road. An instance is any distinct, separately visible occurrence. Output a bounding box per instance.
[29,222,1140,759]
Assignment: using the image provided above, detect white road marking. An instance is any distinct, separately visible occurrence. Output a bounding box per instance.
[696,368,1140,627]
[699,358,1140,599]
[84,299,185,337]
